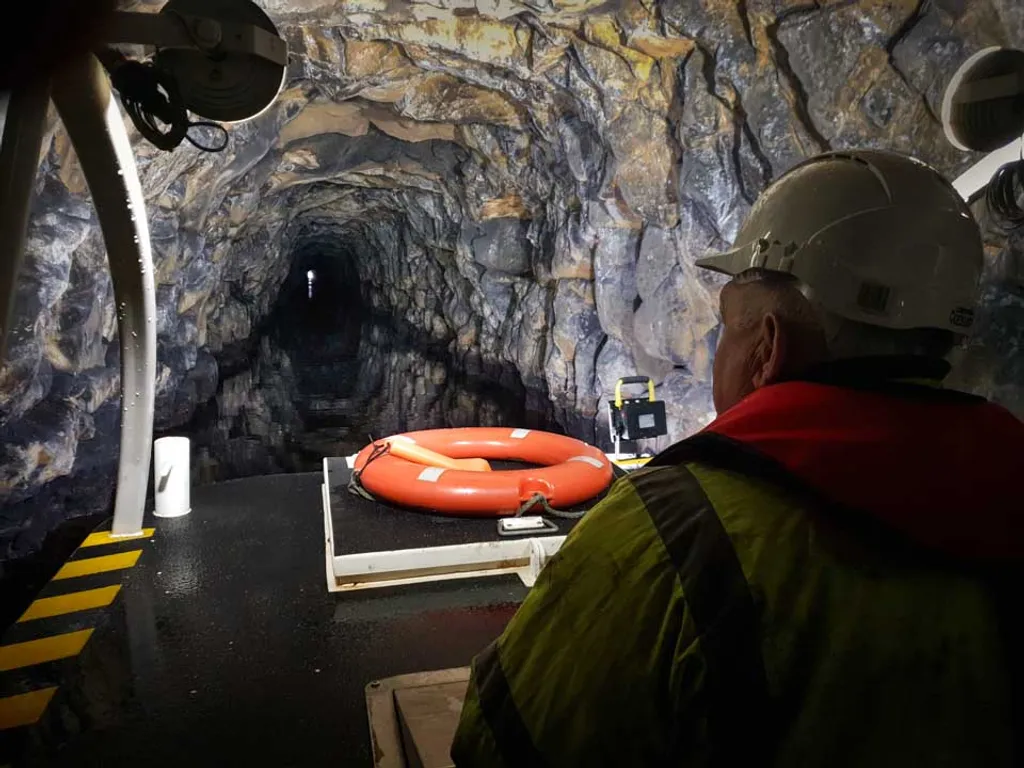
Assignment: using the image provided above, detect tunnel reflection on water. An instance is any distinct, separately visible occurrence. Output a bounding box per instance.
[183,250,559,483]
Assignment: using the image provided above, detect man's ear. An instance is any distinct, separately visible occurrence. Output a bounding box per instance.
[751,313,786,388]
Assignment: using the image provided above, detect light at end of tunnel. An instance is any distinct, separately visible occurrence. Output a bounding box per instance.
[307,269,316,300]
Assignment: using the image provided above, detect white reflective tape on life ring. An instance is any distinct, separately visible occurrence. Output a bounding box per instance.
[569,455,606,469]
[389,435,416,444]
[510,429,531,439]
[417,467,446,482]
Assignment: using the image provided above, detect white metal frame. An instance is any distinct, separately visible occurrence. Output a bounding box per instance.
[322,457,566,593]
[1,58,157,537]
[0,8,285,537]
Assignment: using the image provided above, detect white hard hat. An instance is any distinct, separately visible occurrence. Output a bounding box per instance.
[695,150,984,334]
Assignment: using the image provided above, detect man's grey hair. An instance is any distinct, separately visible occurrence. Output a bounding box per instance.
[731,269,956,361]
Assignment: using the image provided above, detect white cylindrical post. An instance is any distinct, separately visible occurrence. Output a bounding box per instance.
[154,437,191,518]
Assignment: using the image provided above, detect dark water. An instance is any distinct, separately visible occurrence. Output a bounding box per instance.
[179,250,562,483]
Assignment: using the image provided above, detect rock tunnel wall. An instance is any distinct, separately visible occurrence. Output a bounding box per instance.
[2,0,1024,562]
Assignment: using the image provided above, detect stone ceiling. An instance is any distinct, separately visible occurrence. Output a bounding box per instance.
[1,0,1022,560]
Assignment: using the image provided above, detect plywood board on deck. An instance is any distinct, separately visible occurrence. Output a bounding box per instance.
[366,668,471,768]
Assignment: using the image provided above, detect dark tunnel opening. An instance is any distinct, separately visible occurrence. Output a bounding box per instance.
[273,245,363,355]
[178,242,564,483]
[269,245,366,424]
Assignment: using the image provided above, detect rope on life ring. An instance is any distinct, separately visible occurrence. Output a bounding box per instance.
[512,492,585,520]
[348,440,389,501]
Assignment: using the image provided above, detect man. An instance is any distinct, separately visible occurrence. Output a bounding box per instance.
[452,150,1024,766]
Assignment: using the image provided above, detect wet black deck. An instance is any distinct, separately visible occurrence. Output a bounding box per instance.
[4,473,526,767]
[326,458,586,555]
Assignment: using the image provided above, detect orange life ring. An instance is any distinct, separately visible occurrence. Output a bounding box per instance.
[352,427,614,517]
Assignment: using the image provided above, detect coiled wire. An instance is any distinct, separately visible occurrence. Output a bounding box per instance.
[987,159,1024,230]
[97,48,228,154]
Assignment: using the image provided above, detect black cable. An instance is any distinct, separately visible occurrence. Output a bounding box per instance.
[98,47,228,154]
[114,59,188,151]
[184,121,230,153]
[987,159,1024,230]
[347,442,390,501]
[513,492,586,520]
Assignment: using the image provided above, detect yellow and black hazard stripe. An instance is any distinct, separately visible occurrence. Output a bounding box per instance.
[0,526,152,733]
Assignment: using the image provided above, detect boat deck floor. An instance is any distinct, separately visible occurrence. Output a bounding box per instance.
[0,472,525,767]
[326,457,585,556]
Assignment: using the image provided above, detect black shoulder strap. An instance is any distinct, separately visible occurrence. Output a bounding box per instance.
[630,465,775,766]
[987,569,1024,768]
[651,432,955,562]
[648,432,814,502]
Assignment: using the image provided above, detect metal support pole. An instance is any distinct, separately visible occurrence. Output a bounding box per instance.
[52,55,156,536]
[0,83,50,360]
[104,11,287,67]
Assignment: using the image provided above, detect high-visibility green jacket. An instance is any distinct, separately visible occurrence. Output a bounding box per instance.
[453,371,1024,766]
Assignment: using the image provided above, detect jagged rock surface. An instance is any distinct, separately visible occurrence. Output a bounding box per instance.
[2,0,1023,564]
